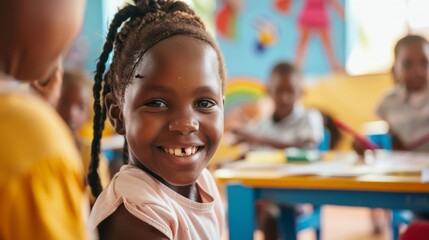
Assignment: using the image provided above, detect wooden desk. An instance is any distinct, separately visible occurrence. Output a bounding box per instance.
[215,164,429,240]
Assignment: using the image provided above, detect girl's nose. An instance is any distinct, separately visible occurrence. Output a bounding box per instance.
[169,117,199,135]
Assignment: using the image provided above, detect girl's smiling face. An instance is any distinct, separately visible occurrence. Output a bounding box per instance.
[112,36,224,186]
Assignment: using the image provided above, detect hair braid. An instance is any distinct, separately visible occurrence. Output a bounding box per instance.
[88,5,140,197]
[100,81,111,133]
[122,138,129,164]
[134,0,165,12]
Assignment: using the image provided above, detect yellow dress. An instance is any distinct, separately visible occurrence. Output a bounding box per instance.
[0,91,87,240]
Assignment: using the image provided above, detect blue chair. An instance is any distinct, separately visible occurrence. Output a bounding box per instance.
[318,128,331,152]
[278,205,321,240]
[367,133,411,240]
[367,133,392,151]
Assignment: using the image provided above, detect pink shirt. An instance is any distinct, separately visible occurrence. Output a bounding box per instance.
[89,165,224,240]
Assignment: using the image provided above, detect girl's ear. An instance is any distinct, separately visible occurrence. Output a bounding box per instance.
[105,93,125,135]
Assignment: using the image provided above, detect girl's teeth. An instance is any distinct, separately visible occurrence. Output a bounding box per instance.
[164,147,197,156]
[185,147,192,155]
[174,148,182,156]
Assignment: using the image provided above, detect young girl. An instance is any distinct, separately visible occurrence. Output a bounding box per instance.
[88,0,227,239]
[57,69,110,206]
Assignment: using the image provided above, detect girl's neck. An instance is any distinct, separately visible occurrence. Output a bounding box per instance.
[132,160,202,203]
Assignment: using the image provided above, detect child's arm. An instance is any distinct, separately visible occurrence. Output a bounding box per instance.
[390,130,406,150]
[98,204,169,240]
[231,127,312,149]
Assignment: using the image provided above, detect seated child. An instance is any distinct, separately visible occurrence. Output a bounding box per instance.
[353,34,429,234]
[230,61,324,151]
[380,34,429,222]
[376,34,429,152]
[87,0,227,239]
[57,69,110,205]
[230,61,324,240]
[57,69,91,146]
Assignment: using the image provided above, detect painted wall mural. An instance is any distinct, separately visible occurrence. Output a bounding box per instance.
[215,0,345,112]
[215,0,345,79]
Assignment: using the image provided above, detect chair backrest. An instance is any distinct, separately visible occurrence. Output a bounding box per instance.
[363,121,392,150]
[318,128,331,152]
[366,133,392,150]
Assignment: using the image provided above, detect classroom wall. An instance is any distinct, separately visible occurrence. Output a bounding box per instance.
[81,0,104,74]
[63,0,104,74]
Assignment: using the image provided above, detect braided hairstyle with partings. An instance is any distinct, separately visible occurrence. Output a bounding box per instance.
[88,0,226,197]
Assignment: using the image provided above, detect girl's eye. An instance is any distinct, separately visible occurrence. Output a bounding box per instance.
[196,99,215,108]
[145,100,167,108]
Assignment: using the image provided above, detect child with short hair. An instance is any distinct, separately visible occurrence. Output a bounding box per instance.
[87,0,227,239]
[57,69,110,205]
[57,69,92,143]
[230,61,324,240]
[353,34,429,234]
[231,61,324,150]
[376,34,429,152]
[376,34,429,229]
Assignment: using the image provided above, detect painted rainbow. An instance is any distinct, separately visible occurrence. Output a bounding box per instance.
[224,78,266,112]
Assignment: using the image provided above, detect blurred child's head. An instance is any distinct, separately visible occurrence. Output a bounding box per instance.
[89,0,226,196]
[268,61,301,119]
[57,69,91,133]
[393,34,429,93]
[0,0,85,81]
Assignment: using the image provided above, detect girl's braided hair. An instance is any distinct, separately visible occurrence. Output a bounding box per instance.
[88,0,226,197]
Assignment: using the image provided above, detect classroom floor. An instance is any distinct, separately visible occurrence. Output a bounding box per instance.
[225,205,397,240]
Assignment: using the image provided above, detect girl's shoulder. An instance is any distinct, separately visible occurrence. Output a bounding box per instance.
[90,167,223,239]
[111,167,220,207]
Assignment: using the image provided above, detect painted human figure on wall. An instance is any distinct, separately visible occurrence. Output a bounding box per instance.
[294,0,344,71]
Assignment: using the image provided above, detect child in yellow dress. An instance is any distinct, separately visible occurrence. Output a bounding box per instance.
[0,0,88,239]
